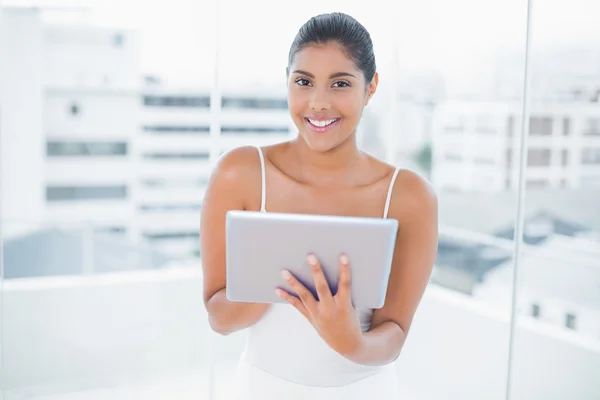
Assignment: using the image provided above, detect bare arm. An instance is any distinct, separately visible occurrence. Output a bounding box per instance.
[200,147,270,336]
[344,171,438,365]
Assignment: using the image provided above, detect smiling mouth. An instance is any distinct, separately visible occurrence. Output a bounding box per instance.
[305,118,341,130]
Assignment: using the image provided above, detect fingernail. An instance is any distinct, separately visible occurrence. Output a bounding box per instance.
[281,270,291,280]
[307,254,317,265]
[275,288,284,297]
[340,254,349,265]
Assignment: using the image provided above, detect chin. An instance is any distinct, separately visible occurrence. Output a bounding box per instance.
[299,133,350,153]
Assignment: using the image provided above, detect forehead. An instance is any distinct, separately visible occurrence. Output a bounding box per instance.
[291,43,361,75]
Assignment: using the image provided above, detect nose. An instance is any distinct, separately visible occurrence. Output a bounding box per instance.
[308,87,331,111]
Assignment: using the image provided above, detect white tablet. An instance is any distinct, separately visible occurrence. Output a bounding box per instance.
[225,210,398,309]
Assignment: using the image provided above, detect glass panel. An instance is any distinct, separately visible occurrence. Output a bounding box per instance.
[508,0,600,399]
[0,1,216,398]
[214,0,528,399]
[392,0,528,398]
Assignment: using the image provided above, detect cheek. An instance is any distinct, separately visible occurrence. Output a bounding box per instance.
[337,95,364,120]
[287,89,306,117]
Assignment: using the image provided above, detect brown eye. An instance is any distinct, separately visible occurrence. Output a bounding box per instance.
[332,81,350,88]
[295,78,311,86]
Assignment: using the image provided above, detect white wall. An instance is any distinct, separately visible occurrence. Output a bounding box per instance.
[2,269,599,399]
[43,25,140,90]
[0,9,46,231]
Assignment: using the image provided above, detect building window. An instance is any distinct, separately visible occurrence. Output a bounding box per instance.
[143,152,210,160]
[144,231,200,240]
[143,96,210,108]
[582,148,600,165]
[221,126,289,135]
[46,185,128,201]
[527,148,551,167]
[561,149,569,166]
[47,141,128,157]
[529,117,553,136]
[531,303,541,318]
[221,97,287,109]
[565,313,576,330]
[562,118,570,136]
[143,125,210,133]
[113,33,124,47]
[584,118,600,135]
[69,103,80,117]
[139,204,201,212]
[527,179,549,189]
[506,116,515,137]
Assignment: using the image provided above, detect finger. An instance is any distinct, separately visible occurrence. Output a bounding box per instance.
[275,288,310,320]
[335,254,352,305]
[281,269,318,314]
[307,254,334,306]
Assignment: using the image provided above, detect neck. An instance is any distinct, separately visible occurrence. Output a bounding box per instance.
[291,133,363,185]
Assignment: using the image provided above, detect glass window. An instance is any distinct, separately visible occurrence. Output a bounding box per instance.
[565,313,577,330]
[527,148,551,166]
[529,116,553,136]
[46,185,128,201]
[582,148,600,165]
[584,118,600,135]
[142,152,210,160]
[47,141,128,156]
[221,126,289,134]
[143,95,210,107]
[142,125,210,133]
[221,97,287,109]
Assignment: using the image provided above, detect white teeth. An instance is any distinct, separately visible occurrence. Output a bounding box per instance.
[308,118,337,127]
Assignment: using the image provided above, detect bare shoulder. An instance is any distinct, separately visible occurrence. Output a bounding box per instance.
[204,145,263,210]
[388,169,438,221]
[210,145,262,181]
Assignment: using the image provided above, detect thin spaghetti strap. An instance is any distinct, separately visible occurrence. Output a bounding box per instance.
[383,167,401,218]
[256,146,267,212]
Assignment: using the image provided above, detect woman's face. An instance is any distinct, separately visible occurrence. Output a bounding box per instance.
[287,43,378,153]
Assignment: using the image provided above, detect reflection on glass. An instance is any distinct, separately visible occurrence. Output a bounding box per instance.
[2,0,598,398]
[507,1,600,398]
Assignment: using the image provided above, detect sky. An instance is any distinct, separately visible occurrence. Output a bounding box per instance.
[6,0,600,92]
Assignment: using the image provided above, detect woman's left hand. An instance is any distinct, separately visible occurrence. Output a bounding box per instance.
[275,253,363,357]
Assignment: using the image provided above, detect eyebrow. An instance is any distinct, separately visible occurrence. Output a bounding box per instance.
[292,70,356,79]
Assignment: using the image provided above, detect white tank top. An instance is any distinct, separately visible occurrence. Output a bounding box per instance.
[240,146,401,387]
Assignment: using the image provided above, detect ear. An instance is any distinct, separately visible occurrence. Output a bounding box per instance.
[365,72,379,106]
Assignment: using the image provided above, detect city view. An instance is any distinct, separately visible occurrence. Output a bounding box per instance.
[1,0,599,399]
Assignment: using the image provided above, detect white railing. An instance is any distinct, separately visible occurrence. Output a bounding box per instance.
[1,267,599,399]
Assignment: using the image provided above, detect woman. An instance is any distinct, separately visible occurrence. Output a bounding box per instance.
[200,12,438,399]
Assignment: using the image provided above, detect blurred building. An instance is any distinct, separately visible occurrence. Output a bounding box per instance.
[139,82,293,256]
[1,7,141,240]
[431,101,600,192]
[1,8,295,261]
[434,189,600,294]
[474,234,600,341]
